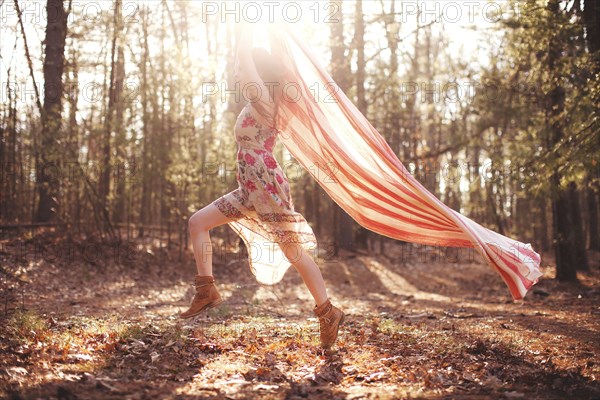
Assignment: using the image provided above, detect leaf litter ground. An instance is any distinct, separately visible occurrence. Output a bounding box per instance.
[1,230,599,399]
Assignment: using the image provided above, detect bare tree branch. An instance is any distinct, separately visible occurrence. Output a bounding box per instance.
[14,0,43,117]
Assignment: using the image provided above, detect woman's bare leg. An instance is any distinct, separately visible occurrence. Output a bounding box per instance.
[281,242,329,307]
[188,202,237,276]
[189,203,329,306]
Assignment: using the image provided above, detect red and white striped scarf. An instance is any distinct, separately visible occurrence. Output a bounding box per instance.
[250,24,542,300]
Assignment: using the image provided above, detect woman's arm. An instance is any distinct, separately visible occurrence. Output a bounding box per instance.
[267,23,284,60]
[235,22,273,107]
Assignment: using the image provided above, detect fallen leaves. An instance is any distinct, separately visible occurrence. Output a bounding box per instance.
[196,342,224,354]
[2,233,600,400]
[364,371,387,382]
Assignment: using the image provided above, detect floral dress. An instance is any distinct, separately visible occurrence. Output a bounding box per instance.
[212,103,317,284]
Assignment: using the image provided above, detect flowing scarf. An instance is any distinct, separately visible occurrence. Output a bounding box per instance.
[248,23,542,300]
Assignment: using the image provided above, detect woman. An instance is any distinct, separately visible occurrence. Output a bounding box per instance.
[182,19,542,348]
[180,22,345,350]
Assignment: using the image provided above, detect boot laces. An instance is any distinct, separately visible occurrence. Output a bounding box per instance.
[194,282,213,289]
[316,302,332,317]
[192,282,213,300]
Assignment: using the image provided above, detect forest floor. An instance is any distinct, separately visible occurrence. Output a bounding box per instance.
[1,229,599,400]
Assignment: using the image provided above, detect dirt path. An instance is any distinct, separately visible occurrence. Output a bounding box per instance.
[1,231,599,399]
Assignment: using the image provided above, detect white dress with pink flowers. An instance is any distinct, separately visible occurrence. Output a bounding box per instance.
[212,102,317,285]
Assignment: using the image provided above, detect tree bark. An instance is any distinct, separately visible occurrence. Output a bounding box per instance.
[384,0,400,155]
[113,44,126,224]
[100,0,122,215]
[553,184,576,281]
[548,0,577,282]
[587,186,599,251]
[423,26,439,197]
[380,0,401,253]
[407,8,422,161]
[329,0,353,253]
[583,0,600,70]
[352,0,370,250]
[583,0,600,251]
[568,181,589,271]
[35,0,68,222]
[66,47,80,231]
[139,5,150,238]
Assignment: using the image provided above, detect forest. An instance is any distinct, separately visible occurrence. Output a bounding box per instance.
[1,0,599,399]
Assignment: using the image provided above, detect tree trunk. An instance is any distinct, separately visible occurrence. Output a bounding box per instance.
[1,69,17,222]
[536,196,551,253]
[139,6,150,238]
[329,0,353,253]
[548,0,577,282]
[568,181,589,271]
[407,8,422,161]
[379,0,401,254]
[587,186,599,251]
[542,198,552,253]
[66,47,80,230]
[352,0,370,250]
[467,144,483,221]
[583,0,600,71]
[553,182,576,281]
[100,0,122,216]
[158,1,169,232]
[486,182,505,236]
[113,44,127,224]
[35,0,68,222]
[583,0,600,251]
[329,0,350,92]
[354,0,366,113]
[384,0,401,157]
[423,26,439,197]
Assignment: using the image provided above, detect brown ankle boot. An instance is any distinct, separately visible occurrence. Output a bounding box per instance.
[314,299,345,349]
[179,275,223,319]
